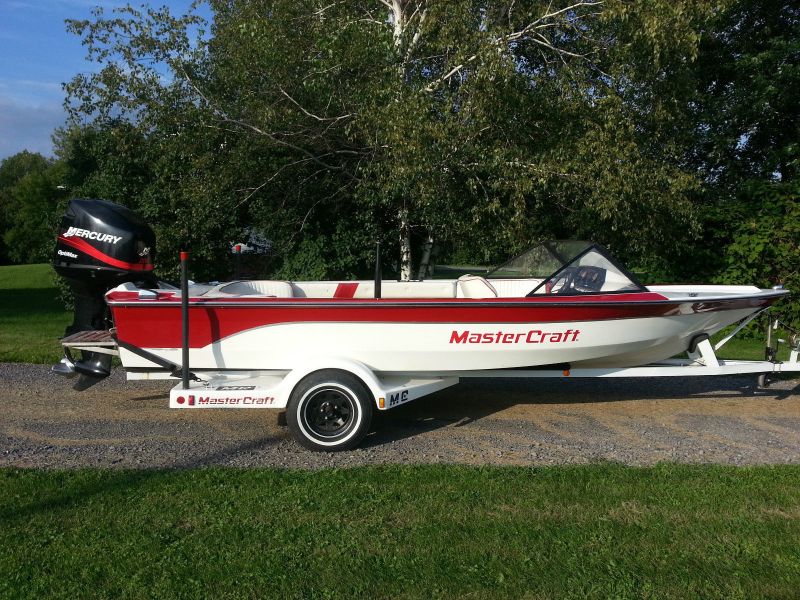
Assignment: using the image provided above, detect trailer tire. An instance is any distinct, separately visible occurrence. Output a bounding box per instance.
[287,369,374,451]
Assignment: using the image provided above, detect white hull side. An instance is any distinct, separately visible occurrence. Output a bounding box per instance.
[119,308,756,373]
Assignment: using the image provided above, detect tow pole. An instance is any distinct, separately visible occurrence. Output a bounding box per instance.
[181,250,190,390]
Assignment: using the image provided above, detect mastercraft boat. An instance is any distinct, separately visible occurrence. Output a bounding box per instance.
[104,240,786,374]
[51,199,796,451]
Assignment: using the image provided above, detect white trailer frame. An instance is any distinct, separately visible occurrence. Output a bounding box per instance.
[160,325,800,412]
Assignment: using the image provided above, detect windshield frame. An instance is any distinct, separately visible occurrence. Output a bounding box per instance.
[485,241,590,280]
[486,241,648,296]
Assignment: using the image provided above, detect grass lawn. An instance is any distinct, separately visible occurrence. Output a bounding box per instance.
[1,464,799,599]
[0,264,71,363]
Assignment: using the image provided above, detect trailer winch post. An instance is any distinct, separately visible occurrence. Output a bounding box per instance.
[180,251,190,390]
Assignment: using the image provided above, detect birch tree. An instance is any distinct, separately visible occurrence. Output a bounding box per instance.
[65,0,709,279]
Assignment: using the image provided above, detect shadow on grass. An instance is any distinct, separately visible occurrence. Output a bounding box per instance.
[0,287,65,319]
[0,436,279,523]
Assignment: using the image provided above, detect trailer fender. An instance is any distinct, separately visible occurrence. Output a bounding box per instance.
[279,357,385,408]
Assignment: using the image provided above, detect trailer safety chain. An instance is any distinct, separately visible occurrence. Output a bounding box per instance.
[771,313,800,349]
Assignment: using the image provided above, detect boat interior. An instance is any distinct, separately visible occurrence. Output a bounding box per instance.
[120,241,776,301]
[185,279,769,300]
[188,241,645,299]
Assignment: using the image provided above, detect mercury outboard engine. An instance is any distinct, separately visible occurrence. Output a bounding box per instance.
[53,199,156,388]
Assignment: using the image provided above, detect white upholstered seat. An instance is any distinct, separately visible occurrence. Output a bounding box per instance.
[215,280,294,297]
[456,275,498,298]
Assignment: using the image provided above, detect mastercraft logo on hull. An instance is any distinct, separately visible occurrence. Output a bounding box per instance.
[449,329,581,344]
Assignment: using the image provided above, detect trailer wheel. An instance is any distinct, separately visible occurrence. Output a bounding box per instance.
[287,369,374,451]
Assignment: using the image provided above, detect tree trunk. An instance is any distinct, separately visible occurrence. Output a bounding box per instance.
[399,207,412,281]
[389,2,427,281]
[417,233,434,280]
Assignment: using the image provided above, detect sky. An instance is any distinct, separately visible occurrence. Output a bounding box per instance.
[0,0,203,161]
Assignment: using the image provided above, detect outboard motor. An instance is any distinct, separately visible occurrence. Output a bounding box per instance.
[52,199,156,388]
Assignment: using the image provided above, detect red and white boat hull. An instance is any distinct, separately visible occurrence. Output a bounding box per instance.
[109,287,782,374]
[116,310,757,373]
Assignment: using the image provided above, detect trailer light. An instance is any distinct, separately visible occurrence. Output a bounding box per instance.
[562,369,570,377]
[378,397,385,408]
[176,396,185,404]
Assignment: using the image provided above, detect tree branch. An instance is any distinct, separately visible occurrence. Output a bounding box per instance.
[279,86,352,122]
[424,0,603,92]
[404,4,428,63]
[177,64,343,170]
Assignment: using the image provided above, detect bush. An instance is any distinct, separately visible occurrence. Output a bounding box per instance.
[716,180,800,329]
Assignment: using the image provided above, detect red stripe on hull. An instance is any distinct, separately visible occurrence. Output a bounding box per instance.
[334,283,359,298]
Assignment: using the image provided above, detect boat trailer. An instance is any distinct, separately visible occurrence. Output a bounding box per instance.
[58,308,800,451]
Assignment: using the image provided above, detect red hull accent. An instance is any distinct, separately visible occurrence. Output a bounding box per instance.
[58,236,154,271]
[334,283,359,298]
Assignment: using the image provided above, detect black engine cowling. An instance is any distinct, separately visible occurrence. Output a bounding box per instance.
[53,199,157,386]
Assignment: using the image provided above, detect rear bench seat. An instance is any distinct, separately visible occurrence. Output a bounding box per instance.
[206,277,497,299]
[292,281,458,299]
[354,281,456,298]
[212,280,294,297]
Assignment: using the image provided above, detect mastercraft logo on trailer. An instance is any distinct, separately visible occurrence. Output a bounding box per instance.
[197,396,276,406]
[173,392,276,406]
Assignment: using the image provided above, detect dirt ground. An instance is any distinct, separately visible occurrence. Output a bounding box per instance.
[1,363,799,469]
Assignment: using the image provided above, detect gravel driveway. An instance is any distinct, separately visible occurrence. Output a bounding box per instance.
[1,363,799,469]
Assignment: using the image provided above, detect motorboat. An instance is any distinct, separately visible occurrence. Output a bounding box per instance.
[52,199,797,451]
[103,240,786,374]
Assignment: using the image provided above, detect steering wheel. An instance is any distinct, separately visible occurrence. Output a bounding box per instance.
[546,267,577,295]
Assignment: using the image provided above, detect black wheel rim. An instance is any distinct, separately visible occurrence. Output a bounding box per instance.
[302,387,356,439]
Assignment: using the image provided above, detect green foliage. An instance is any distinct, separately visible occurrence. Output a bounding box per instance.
[0,0,785,294]
[0,151,52,264]
[687,0,800,323]
[717,180,800,327]
[61,0,718,279]
[0,150,50,190]
[693,0,799,188]
[0,152,67,265]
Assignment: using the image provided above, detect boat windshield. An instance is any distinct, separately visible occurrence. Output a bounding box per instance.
[486,241,646,296]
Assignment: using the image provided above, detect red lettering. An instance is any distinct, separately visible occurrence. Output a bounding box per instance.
[450,330,469,344]
[452,329,579,344]
[526,330,542,343]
